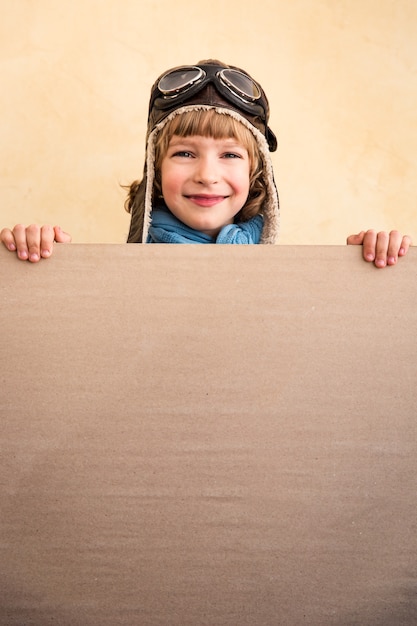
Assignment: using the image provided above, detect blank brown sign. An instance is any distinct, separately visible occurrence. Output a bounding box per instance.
[1,245,416,625]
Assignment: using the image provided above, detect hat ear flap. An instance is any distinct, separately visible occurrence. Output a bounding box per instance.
[266,127,278,152]
[126,177,146,243]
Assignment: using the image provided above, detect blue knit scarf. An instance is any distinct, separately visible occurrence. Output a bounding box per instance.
[147,206,263,244]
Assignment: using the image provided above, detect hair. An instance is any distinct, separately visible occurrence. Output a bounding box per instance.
[125,108,267,224]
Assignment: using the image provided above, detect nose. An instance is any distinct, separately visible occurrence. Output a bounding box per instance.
[194,154,218,185]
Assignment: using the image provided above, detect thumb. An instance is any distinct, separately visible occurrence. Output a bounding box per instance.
[346,231,365,246]
[54,226,72,243]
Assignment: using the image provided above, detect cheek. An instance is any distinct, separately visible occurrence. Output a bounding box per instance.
[160,165,186,212]
[160,163,177,197]
[235,166,251,198]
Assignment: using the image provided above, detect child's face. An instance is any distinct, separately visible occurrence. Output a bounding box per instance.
[160,135,251,237]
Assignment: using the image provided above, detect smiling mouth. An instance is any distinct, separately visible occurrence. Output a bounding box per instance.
[186,195,226,207]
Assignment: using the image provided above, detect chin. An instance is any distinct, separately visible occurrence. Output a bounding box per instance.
[189,220,222,236]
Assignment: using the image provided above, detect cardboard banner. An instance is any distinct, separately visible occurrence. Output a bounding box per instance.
[1,245,416,625]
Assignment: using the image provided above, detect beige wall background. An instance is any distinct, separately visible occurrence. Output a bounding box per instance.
[1,0,416,244]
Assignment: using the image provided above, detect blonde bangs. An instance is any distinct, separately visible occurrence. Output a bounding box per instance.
[156,109,259,165]
[167,109,253,144]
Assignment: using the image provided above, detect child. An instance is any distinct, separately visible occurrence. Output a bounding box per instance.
[1,59,412,265]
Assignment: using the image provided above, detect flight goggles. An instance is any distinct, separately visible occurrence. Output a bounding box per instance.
[151,64,267,120]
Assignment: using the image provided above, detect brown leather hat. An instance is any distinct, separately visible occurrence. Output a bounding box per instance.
[147,59,277,151]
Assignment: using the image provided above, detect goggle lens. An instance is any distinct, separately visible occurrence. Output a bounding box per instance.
[158,67,204,96]
[218,69,261,102]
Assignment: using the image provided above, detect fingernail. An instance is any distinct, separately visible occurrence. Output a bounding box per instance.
[8,243,16,251]
[375,258,386,268]
[29,253,39,262]
[42,249,51,257]
[388,256,396,265]
[18,250,28,260]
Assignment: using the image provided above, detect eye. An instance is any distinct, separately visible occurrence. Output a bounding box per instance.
[172,150,194,158]
[223,152,242,159]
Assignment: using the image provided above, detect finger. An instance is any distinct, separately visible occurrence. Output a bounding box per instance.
[12,224,32,261]
[398,234,413,257]
[53,226,72,244]
[25,224,43,263]
[39,225,56,258]
[374,231,390,268]
[361,229,378,263]
[386,230,403,266]
[0,228,17,251]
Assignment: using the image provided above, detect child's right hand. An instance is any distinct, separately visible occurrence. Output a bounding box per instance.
[0,224,72,262]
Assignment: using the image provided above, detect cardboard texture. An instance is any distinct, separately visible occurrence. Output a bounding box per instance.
[1,244,416,626]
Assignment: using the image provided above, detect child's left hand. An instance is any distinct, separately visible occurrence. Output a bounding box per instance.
[347,229,412,268]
